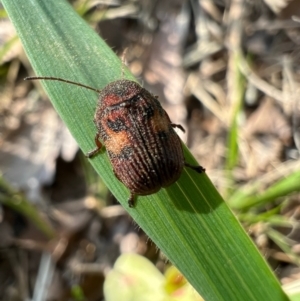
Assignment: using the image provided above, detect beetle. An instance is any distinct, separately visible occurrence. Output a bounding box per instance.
[25,76,205,207]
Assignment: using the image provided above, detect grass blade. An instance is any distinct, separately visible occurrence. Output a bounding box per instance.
[2,1,289,300]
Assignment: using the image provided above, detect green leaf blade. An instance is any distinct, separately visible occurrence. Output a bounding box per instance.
[2,1,289,300]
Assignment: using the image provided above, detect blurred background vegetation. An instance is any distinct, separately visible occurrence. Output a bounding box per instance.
[1,0,300,300]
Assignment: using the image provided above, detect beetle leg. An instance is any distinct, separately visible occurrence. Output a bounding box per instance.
[128,193,136,208]
[184,162,205,173]
[171,123,185,133]
[85,133,103,158]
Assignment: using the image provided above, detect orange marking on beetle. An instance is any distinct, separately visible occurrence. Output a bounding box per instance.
[104,130,130,155]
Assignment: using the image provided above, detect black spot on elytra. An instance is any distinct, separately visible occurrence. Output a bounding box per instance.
[107,146,133,160]
[107,117,127,132]
[118,146,133,160]
[157,131,168,139]
[142,104,155,120]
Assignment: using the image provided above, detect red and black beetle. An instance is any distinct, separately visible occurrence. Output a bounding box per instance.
[25,76,204,207]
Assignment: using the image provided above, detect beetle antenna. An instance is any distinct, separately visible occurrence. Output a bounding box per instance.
[24,76,101,93]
